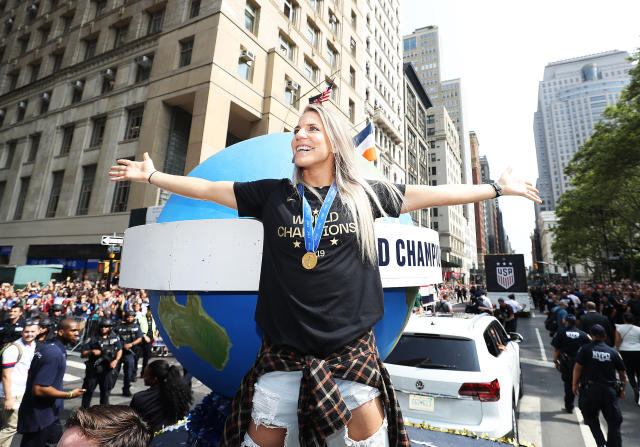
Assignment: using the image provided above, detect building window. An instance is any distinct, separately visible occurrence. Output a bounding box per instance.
[27,133,40,163]
[305,20,318,48]
[190,0,201,18]
[90,116,107,147]
[125,106,144,140]
[432,221,438,231]
[351,10,356,28]
[111,173,130,212]
[147,8,164,35]
[8,72,19,91]
[39,26,50,45]
[350,37,356,56]
[348,99,355,124]
[421,209,428,227]
[430,141,436,149]
[179,38,194,67]
[349,66,355,88]
[76,165,96,216]
[71,79,84,104]
[328,10,338,33]
[40,91,51,114]
[303,58,317,82]
[13,177,30,220]
[52,51,63,72]
[62,13,74,33]
[244,1,258,34]
[427,114,435,124]
[281,0,296,23]
[237,50,254,81]
[284,78,299,108]
[45,170,64,218]
[427,127,435,136]
[327,79,337,101]
[309,0,320,12]
[113,23,129,48]
[94,0,107,18]
[60,124,74,155]
[430,180,437,186]
[19,34,30,55]
[135,54,154,82]
[84,37,98,60]
[431,166,436,175]
[432,208,439,219]
[101,67,116,93]
[278,33,294,61]
[326,43,337,68]
[16,100,27,122]
[2,141,16,169]
[29,62,40,83]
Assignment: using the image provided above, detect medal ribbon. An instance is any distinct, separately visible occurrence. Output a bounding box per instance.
[298,182,338,254]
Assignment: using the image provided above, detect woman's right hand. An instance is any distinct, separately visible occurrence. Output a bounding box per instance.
[109,152,156,183]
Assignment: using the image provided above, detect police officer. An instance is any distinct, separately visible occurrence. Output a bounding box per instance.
[35,317,55,346]
[573,324,627,447]
[80,318,122,408]
[0,305,26,346]
[552,314,590,412]
[48,304,63,333]
[116,310,142,397]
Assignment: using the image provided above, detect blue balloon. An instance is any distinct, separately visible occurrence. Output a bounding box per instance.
[150,133,415,397]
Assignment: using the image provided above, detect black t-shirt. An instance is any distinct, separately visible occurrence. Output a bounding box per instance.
[233,179,405,356]
[576,341,625,385]
[551,327,591,357]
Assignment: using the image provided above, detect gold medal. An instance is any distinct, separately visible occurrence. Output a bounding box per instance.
[302,252,318,270]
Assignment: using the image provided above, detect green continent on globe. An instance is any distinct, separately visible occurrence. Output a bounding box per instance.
[158,292,232,370]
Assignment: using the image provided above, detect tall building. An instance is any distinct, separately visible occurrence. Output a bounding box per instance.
[362,0,404,184]
[534,50,632,213]
[427,105,465,274]
[469,131,486,269]
[0,0,364,269]
[402,63,432,228]
[403,25,476,281]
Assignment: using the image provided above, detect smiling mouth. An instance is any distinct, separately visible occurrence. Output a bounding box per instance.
[296,145,313,152]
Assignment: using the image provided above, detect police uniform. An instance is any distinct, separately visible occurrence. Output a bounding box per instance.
[0,318,26,346]
[116,320,142,396]
[80,330,122,408]
[575,339,626,447]
[551,323,590,411]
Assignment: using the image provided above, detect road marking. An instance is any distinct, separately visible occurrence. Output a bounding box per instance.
[518,395,542,447]
[63,373,82,382]
[66,360,86,370]
[521,357,554,368]
[535,328,548,362]
[575,406,598,447]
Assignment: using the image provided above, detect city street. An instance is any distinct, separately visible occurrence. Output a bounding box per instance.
[7,310,639,446]
[507,311,638,447]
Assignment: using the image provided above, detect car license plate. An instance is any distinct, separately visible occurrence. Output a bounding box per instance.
[409,394,434,412]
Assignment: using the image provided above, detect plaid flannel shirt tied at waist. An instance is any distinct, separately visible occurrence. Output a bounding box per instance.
[221,330,409,446]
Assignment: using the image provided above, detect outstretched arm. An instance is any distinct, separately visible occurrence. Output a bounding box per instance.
[401,167,541,213]
[108,153,237,210]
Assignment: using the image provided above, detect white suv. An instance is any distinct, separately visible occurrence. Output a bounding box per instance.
[384,313,523,440]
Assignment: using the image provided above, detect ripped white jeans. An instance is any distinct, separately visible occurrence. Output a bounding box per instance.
[242,370,389,447]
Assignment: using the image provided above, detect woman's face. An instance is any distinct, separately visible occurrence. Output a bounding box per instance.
[291,111,334,173]
[142,366,158,387]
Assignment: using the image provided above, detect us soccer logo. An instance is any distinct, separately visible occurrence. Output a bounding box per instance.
[496,262,515,289]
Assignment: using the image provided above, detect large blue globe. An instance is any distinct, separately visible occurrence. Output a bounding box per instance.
[148,133,416,398]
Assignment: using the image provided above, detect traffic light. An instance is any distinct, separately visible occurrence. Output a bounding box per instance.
[97,260,110,274]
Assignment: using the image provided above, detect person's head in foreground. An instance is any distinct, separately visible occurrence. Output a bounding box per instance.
[590,324,606,341]
[57,405,152,447]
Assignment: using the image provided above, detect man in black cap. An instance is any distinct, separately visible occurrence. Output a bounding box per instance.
[552,314,591,412]
[573,324,626,447]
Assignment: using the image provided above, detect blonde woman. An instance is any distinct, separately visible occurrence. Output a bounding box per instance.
[109,104,540,446]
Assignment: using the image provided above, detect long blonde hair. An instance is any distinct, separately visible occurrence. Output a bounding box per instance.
[293,104,403,265]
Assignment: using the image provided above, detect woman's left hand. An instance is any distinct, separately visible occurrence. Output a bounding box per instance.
[497,167,542,203]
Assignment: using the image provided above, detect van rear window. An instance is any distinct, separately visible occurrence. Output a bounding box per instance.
[384,334,480,372]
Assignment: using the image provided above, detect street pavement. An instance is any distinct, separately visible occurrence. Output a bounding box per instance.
[451,300,638,447]
[8,306,640,446]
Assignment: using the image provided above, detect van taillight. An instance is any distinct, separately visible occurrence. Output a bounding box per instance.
[458,379,500,402]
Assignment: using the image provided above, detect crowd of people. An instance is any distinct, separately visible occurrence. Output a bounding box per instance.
[0,279,191,447]
[536,280,640,447]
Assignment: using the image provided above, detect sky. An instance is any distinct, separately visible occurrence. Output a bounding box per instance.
[400,0,640,266]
